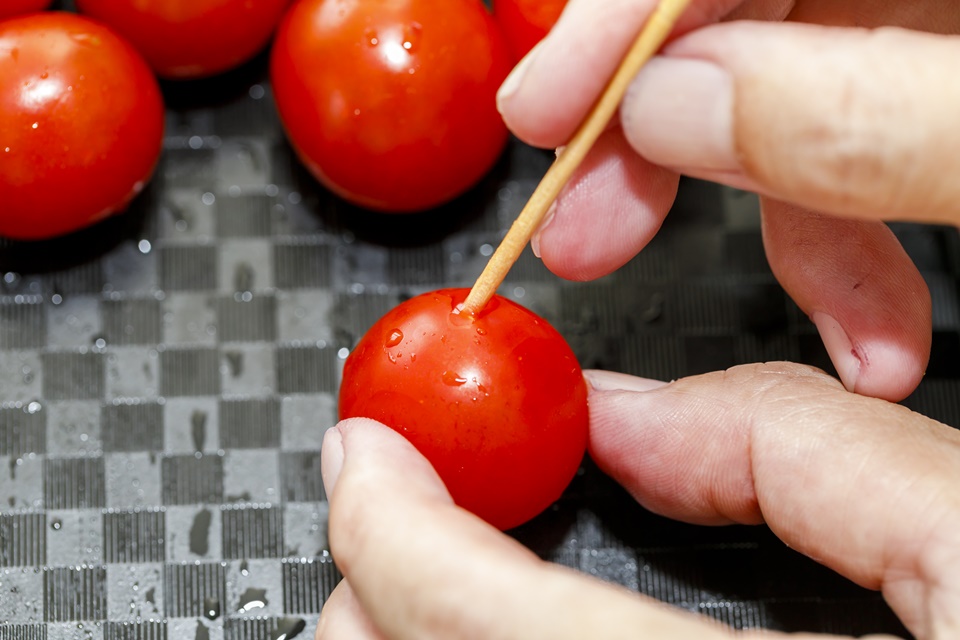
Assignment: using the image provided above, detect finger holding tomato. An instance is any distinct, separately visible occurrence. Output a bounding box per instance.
[270,0,514,212]
[0,12,165,240]
[74,0,292,79]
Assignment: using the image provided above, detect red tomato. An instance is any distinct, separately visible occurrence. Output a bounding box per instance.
[0,0,53,21]
[339,288,588,530]
[270,0,513,212]
[74,0,291,79]
[0,12,164,240]
[494,0,566,60]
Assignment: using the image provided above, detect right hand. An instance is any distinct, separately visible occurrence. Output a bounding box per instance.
[497,0,960,402]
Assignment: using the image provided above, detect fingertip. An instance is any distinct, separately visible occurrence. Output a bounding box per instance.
[496,39,545,117]
[812,311,925,401]
[321,425,345,497]
[850,338,929,403]
[330,416,452,506]
[812,312,862,394]
[534,129,678,281]
[584,369,669,392]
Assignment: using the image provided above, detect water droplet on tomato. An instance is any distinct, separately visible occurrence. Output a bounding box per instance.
[385,329,403,347]
[442,371,467,386]
[403,22,423,53]
[476,327,487,336]
[40,72,48,80]
[364,28,379,46]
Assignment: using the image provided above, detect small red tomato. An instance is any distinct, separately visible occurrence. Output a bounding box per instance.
[339,288,588,530]
[0,0,53,21]
[0,12,165,240]
[494,0,566,60]
[74,0,291,79]
[270,0,513,212]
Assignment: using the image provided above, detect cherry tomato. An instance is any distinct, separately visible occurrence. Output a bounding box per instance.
[74,0,291,79]
[0,0,53,21]
[494,0,566,60]
[339,288,588,530]
[270,0,513,212]
[0,12,165,240]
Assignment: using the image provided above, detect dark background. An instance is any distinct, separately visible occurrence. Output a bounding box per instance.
[3,3,958,638]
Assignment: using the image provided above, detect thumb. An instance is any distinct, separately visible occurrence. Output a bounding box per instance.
[620,21,960,224]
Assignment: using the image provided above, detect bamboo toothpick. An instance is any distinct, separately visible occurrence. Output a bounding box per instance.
[461,0,693,317]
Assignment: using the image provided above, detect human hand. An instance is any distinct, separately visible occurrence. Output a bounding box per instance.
[316,364,960,639]
[496,0,960,403]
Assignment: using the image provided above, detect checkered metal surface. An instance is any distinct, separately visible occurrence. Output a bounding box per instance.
[3,14,957,640]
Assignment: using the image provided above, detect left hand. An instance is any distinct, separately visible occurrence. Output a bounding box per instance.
[315,363,960,640]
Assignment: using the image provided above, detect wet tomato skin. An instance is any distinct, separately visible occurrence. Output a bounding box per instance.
[494,0,566,60]
[0,0,53,21]
[270,0,513,212]
[339,288,588,531]
[75,0,292,79]
[0,12,164,240]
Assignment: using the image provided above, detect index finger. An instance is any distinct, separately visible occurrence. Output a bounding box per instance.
[497,0,742,148]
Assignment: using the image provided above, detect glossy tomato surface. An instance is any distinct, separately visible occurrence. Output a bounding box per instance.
[494,0,566,60]
[0,0,53,21]
[0,12,165,240]
[75,0,291,79]
[339,288,588,530]
[270,0,513,212]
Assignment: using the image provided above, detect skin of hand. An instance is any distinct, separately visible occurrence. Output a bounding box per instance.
[495,0,960,403]
[316,1,960,639]
[317,364,960,639]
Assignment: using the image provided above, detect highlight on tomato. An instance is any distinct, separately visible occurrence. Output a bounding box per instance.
[271,0,514,212]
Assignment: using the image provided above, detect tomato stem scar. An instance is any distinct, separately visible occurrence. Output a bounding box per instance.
[462,0,693,316]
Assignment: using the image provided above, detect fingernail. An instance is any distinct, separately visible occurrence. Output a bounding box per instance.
[497,40,544,110]
[620,56,736,172]
[811,312,861,393]
[321,426,345,497]
[530,200,557,259]
[584,369,669,392]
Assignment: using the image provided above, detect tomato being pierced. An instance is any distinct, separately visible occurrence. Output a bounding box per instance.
[494,0,566,60]
[0,12,165,240]
[75,0,291,79]
[339,288,588,530]
[270,0,513,212]
[0,0,53,21]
